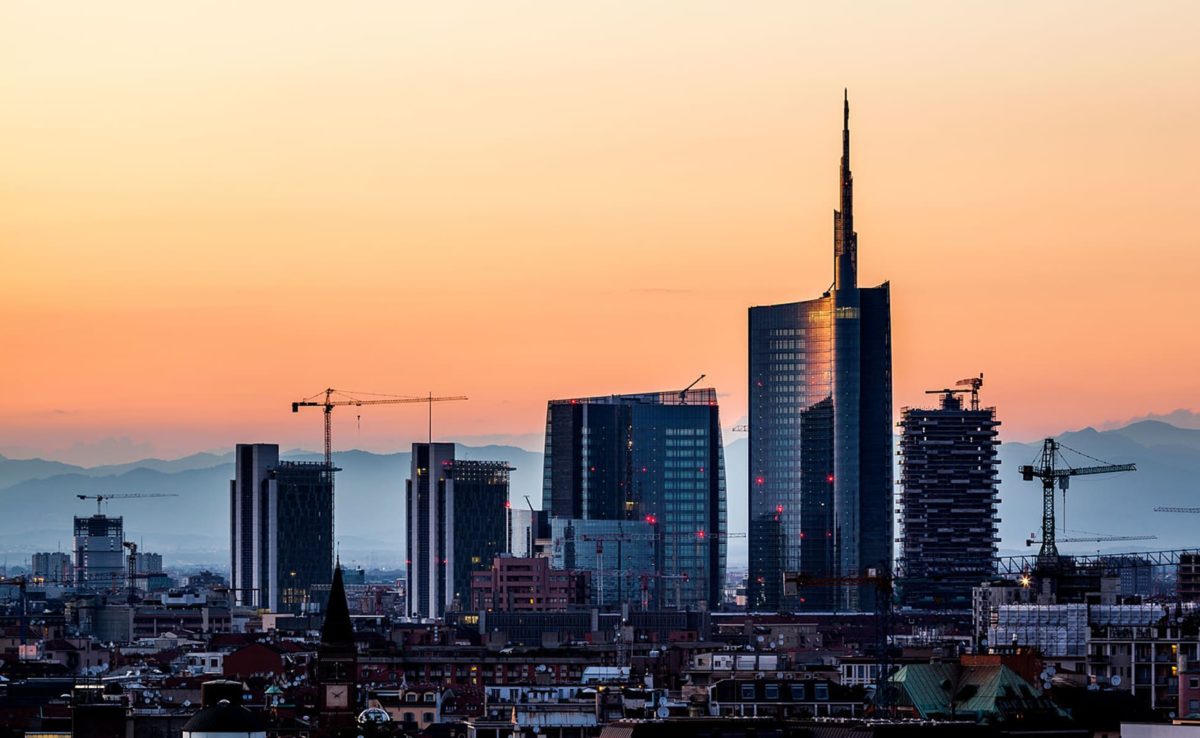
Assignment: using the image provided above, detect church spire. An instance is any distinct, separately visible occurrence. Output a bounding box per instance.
[834,89,857,290]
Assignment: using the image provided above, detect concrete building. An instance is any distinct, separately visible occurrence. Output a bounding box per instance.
[406,443,511,618]
[229,443,335,613]
[1180,553,1200,602]
[470,556,587,612]
[31,552,72,585]
[747,93,892,612]
[73,515,124,592]
[898,384,1001,609]
[509,507,551,558]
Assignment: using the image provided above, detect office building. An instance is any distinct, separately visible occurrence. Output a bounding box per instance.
[748,93,892,612]
[898,385,1001,609]
[74,515,125,592]
[509,507,551,558]
[134,552,163,576]
[31,552,72,585]
[229,443,335,613]
[406,443,510,618]
[470,556,588,612]
[542,388,727,609]
[550,517,657,609]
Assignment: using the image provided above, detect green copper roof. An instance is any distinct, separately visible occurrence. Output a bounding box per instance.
[890,663,1066,722]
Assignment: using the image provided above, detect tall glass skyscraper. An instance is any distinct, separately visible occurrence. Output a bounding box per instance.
[542,388,727,609]
[229,443,335,613]
[405,443,510,618]
[748,94,893,612]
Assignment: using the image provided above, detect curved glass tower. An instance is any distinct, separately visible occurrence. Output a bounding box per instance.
[748,93,893,612]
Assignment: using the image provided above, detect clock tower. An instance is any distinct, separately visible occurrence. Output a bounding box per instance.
[316,562,357,731]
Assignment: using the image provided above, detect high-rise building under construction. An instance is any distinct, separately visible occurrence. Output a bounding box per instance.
[747,94,893,612]
[898,385,1001,609]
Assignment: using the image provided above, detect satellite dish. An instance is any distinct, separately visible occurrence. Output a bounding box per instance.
[657,706,669,719]
[1111,675,1122,687]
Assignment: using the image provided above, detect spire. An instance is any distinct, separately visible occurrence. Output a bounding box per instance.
[834,89,857,290]
[320,563,353,648]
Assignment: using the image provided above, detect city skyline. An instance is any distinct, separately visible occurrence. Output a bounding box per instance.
[4,2,1200,465]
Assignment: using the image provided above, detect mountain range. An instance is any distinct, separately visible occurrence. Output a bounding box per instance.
[1,419,1197,570]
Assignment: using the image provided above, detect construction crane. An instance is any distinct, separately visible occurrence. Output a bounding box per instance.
[679,374,706,404]
[76,493,178,515]
[576,531,658,607]
[924,373,984,410]
[122,541,148,602]
[1019,439,1135,568]
[784,569,896,714]
[1025,532,1156,547]
[1156,507,1200,514]
[291,388,468,466]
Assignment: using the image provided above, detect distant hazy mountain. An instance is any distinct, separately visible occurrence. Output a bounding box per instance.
[1,420,1197,570]
[0,444,543,568]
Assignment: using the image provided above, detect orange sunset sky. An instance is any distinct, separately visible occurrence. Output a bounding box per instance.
[3,2,1199,463]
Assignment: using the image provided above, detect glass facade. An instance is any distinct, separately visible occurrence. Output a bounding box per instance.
[445,460,511,610]
[272,461,335,614]
[229,444,334,613]
[747,95,892,612]
[748,299,836,610]
[551,518,657,608]
[406,444,510,617]
[542,389,727,609]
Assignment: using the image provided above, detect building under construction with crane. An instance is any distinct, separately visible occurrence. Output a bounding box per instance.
[541,385,727,610]
[897,376,1001,609]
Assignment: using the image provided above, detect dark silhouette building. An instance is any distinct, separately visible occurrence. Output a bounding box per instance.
[542,388,727,609]
[317,564,358,731]
[229,443,334,613]
[898,386,1001,609]
[748,93,892,612]
[406,443,511,618]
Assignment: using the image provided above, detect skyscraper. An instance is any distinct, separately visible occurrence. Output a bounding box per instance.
[542,388,727,609]
[898,385,1000,609]
[748,94,893,612]
[405,443,511,618]
[229,443,335,613]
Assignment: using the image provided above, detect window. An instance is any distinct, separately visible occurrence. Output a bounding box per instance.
[403,712,415,722]
[790,684,806,701]
[423,712,435,722]
[406,693,417,702]
[1191,677,1200,689]
[814,683,829,701]
[424,692,436,703]
[740,683,756,700]
[764,684,780,700]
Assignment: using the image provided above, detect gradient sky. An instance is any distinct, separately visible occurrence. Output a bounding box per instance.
[3,2,1198,463]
